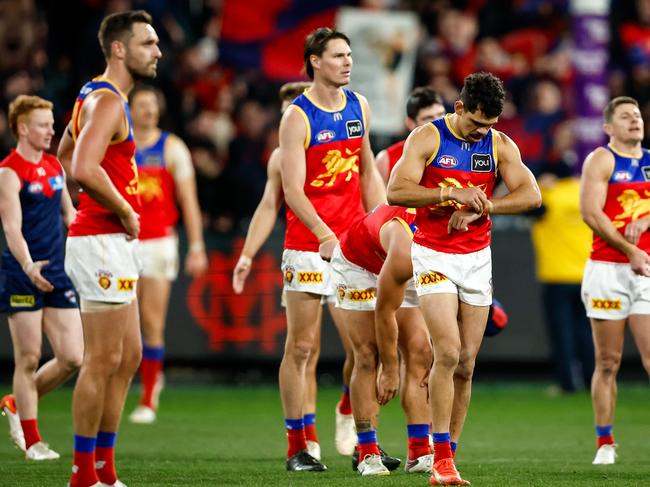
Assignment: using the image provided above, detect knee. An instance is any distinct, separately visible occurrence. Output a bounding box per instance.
[454,356,476,383]
[354,344,378,372]
[121,346,143,374]
[285,339,313,365]
[15,351,41,372]
[434,345,460,371]
[402,340,433,375]
[60,352,83,374]
[85,350,122,377]
[596,352,622,378]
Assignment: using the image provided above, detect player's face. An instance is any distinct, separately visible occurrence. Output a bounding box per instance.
[21,108,54,151]
[131,91,160,129]
[455,102,499,143]
[125,22,161,80]
[607,103,644,144]
[314,38,352,87]
[407,103,446,130]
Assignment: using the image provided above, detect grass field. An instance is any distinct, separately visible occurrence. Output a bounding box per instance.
[0,383,648,486]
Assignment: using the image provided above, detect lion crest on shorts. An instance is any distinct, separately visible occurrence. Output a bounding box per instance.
[283,265,295,284]
[96,270,113,290]
[337,284,347,301]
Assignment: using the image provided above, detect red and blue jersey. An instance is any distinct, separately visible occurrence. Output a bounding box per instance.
[591,145,650,263]
[385,139,406,177]
[0,150,66,274]
[414,115,498,254]
[135,131,179,240]
[340,204,416,275]
[284,88,366,252]
[68,76,140,237]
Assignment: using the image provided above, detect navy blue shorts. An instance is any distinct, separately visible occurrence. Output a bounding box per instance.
[0,270,79,313]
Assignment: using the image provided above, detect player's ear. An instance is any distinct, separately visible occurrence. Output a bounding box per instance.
[454,100,464,116]
[603,122,613,137]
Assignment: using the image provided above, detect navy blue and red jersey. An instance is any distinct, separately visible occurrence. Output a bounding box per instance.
[284,88,366,252]
[0,150,66,275]
[591,145,650,263]
[414,115,498,254]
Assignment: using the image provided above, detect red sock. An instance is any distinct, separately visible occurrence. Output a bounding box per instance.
[140,357,163,408]
[304,424,319,443]
[95,446,117,484]
[71,451,98,487]
[408,436,432,460]
[338,388,352,415]
[287,428,307,458]
[20,419,41,449]
[358,441,380,459]
[597,435,614,448]
[433,441,452,461]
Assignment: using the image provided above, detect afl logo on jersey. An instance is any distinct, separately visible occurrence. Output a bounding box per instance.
[471,154,493,172]
[437,155,458,168]
[613,170,632,182]
[27,182,43,194]
[346,120,362,138]
[316,130,335,143]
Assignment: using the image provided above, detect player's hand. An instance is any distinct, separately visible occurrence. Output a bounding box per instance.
[232,255,252,294]
[447,209,483,233]
[319,237,339,262]
[625,218,650,245]
[449,187,489,213]
[628,247,650,276]
[376,366,399,405]
[23,260,54,292]
[118,204,140,240]
[185,248,208,278]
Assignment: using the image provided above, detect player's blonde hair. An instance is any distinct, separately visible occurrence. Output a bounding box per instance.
[8,95,53,139]
[279,82,311,103]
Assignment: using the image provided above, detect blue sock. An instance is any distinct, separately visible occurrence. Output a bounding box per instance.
[357,430,378,445]
[285,418,304,430]
[143,343,165,361]
[97,431,117,448]
[407,423,430,438]
[596,425,613,437]
[433,432,451,443]
[451,441,457,453]
[74,435,96,453]
[303,413,316,427]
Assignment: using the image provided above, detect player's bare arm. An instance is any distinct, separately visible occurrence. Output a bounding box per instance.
[375,148,390,185]
[485,132,541,214]
[279,106,336,259]
[71,91,139,237]
[388,124,488,212]
[357,95,386,210]
[57,125,74,176]
[0,168,53,292]
[167,134,207,277]
[375,220,412,405]
[233,148,283,294]
[581,146,650,276]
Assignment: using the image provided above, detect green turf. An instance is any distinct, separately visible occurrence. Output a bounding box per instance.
[0,383,648,486]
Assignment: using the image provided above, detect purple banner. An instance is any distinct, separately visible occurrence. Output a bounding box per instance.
[572,3,609,168]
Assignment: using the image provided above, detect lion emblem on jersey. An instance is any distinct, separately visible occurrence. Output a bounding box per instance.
[138,174,164,202]
[613,189,650,228]
[310,148,360,187]
[429,178,487,213]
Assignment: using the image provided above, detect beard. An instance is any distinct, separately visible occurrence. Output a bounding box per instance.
[125,53,157,81]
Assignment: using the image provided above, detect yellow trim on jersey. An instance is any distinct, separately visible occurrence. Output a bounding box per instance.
[70,102,81,142]
[291,105,311,149]
[93,76,128,101]
[443,114,466,142]
[356,91,368,129]
[492,130,499,168]
[392,216,414,239]
[303,89,347,113]
[607,143,644,159]
[425,124,441,166]
[74,87,130,145]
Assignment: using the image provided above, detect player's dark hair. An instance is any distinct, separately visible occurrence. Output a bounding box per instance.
[279,82,311,102]
[406,87,443,120]
[603,96,638,123]
[129,84,166,113]
[98,10,153,60]
[303,27,350,80]
[459,72,505,119]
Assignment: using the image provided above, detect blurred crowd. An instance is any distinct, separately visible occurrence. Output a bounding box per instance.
[0,0,649,235]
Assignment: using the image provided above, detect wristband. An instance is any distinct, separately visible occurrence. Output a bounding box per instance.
[237,255,252,269]
[22,261,34,273]
[189,241,206,253]
[313,222,336,243]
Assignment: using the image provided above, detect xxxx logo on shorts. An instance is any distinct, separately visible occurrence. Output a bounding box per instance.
[591,298,622,310]
[283,265,295,284]
[347,288,376,302]
[10,295,35,307]
[298,272,323,284]
[96,270,113,290]
[117,278,137,291]
[419,272,447,286]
